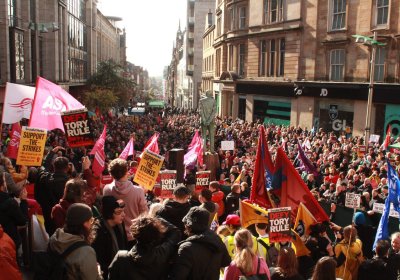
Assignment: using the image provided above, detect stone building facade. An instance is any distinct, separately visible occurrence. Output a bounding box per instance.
[205,0,400,138]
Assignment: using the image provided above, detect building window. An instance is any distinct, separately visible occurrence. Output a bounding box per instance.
[331,0,346,30]
[228,45,234,71]
[239,6,246,29]
[279,38,285,76]
[259,40,267,76]
[330,49,345,81]
[216,48,221,77]
[374,47,386,82]
[238,44,246,76]
[264,0,284,24]
[8,0,17,27]
[15,31,24,81]
[217,16,222,36]
[259,38,285,77]
[376,0,389,26]
[229,8,236,30]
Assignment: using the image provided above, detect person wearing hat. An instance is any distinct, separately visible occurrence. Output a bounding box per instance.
[108,216,180,280]
[92,196,128,280]
[49,203,101,280]
[156,185,191,238]
[170,206,230,280]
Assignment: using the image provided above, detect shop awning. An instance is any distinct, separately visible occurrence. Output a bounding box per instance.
[148,100,165,107]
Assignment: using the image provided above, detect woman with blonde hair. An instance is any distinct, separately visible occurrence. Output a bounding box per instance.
[270,247,304,280]
[224,228,270,280]
[334,226,363,280]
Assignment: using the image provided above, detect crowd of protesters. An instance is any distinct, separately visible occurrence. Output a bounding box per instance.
[0,107,399,280]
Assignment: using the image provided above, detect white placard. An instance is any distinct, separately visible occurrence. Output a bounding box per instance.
[221,140,235,151]
[369,134,380,143]
[345,192,361,208]
[372,202,400,218]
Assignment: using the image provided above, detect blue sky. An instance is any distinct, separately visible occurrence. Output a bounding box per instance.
[98,0,187,77]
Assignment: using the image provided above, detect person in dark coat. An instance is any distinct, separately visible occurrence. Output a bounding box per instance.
[169,206,231,280]
[225,183,241,215]
[156,185,191,237]
[35,147,70,235]
[357,239,391,280]
[92,196,128,280]
[108,216,180,280]
[0,171,28,248]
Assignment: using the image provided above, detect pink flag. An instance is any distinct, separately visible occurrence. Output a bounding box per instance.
[184,130,203,167]
[140,132,160,157]
[6,123,22,159]
[29,77,84,131]
[90,126,107,156]
[90,126,107,176]
[119,138,135,159]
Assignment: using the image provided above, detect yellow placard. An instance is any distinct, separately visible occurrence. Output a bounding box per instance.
[16,126,47,166]
[134,150,164,190]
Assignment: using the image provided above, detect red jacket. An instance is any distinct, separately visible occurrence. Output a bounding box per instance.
[211,191,225,217]
[0,227,22,280]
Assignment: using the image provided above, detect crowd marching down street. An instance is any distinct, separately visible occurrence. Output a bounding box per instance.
[0,78,399,280]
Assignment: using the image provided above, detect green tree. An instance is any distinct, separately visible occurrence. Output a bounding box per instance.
[82,88,118,113]
[87,60,136,105]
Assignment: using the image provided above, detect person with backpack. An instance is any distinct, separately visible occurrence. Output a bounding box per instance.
[47,203,101,280]
[224,228,270,280]
[255,223,278,268]
[35,148,71,235]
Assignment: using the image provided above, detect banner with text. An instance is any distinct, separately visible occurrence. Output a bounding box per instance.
[16,126,47,166]
[268,207,292,243]
[62,108,94,147]
[134,149,164,190]
[160,170,177,199]
[195,171,211,193]
[221,141,235,151]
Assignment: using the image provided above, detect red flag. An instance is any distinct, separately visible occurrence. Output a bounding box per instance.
[90,125,107,176]
[250,125,274,208]
[383,125,391,151]
[6,123,21,159]
[140,132,160,157]
[119,138,134,159]
[275,148,329,222]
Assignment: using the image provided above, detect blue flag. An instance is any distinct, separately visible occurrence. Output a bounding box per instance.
[373,161,400,248]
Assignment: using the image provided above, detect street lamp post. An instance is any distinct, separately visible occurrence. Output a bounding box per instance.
[352,31,385,150]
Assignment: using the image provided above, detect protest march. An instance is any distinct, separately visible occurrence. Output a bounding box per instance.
[0,78,399,280]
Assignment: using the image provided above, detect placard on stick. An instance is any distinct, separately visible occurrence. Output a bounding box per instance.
[345,192,361,209]
[268,207,292,243]
[160,170,177,199]
[62,108,94,147]
[16,127,47,166]
[134,150,164,190]
[195,171,211,193]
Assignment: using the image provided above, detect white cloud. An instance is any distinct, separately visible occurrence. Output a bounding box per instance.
[97,0,187,77]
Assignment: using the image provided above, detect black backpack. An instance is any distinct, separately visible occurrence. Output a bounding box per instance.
[33,241,88,280]
[257,238,279,268]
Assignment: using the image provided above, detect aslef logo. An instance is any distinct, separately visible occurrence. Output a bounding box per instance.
[9,98,33,109]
